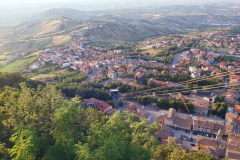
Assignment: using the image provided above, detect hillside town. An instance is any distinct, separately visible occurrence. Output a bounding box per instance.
[25,29,240,159]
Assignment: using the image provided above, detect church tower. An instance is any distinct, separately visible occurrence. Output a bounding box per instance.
[216,129,223,142]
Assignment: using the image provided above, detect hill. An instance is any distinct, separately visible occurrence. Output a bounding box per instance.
[0,19,85,54]
[84,22,173,44]
[26,8,87,21]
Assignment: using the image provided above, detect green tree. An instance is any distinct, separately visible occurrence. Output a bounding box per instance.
[216,95,225,103]
[76,111,160,160]
[217,107,225,117]
[156,98,168,109]
[119,101,123,107]
[108,100,115,108]
[141,96,149,105]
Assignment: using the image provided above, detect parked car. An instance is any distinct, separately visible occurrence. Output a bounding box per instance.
[191,144,196,146]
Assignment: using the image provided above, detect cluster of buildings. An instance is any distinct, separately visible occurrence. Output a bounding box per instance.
[155,107,240,159]
[201,31,240,54]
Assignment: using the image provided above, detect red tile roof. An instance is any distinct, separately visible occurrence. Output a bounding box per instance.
[82,98,112,112]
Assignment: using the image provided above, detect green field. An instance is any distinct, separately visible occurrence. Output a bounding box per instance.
[0,52,40,72]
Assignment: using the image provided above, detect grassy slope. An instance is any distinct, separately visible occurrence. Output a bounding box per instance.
[84,23,169,43]
[0,51,42,72]
[0,19,82,54]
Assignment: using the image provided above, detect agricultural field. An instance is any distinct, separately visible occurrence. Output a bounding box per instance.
[30,69,66,79]
[0,51,42,72]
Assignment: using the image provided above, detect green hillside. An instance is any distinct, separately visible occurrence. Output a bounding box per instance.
[0,51,41,72]
[84,23,172,43]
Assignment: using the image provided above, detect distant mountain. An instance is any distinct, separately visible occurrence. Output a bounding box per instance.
[26,8,87,21]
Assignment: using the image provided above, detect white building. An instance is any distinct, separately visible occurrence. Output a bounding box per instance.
[189,66,197,73]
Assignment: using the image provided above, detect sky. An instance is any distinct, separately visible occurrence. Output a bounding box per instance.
[2,0,238,4]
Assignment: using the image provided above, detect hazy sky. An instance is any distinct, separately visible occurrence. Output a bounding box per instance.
[2,0,239,4]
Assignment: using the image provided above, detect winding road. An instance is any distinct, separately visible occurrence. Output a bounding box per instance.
[171,51,186,66]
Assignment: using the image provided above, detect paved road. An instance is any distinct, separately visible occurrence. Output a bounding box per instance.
[100,78,113,85]
[84,68,100,82]
[171,129,197,140]
[147,110,159,124]
[171,51,187,66]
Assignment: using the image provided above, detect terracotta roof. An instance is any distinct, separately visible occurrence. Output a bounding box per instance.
[201,148,223,159]
[213,122,224,133]
[123,103,150,120]
[226,149,240,160]
[174,116,192,128]
[235,105,240,113]
[193,119,214,130]
[226,112,239,119]
[107,108,117,116]
[157,114,165,121]
[82,98,112,112]
[228,132,240,142]
[196,135,218,147]
[154,124,171,140]
[135,72,145,77]
[149,78,166,85]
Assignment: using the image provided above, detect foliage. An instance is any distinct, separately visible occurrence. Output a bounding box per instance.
[108,100,115,108]
[121,73,134,78]
[118,101,123,107]
[0,83,108,160]
[211,102,228,118]
[76,111,161,160]
[215,95,225,103]
[56,82,111,100]
[155,72,190,82]
[0,78,224,160]
[0,72,44,90]
[137,96,156,105]
[54,72,88,84]
[156,97,194,114]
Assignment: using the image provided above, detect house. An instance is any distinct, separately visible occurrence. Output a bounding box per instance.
[235,105,240,114]
[134,72,145,84]
[226,149,240,160]
[117,68,125,76]
[108,71,117,78]
[152,69,159,75]
[148,78,166,86]
[82,98,112,112]
[192,117,224,135]
[201,148,224,159]
[107,108,117,116]
[123,103,151,121]
[128,82,143,89]
[191,71,201,78]
[189,66,197,73]
[158,108,192,131]
[194,105,209,115]
[154,124,171,141]
[189,90,217,103]
[225,112,240,127]
[62,63,71,68]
